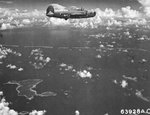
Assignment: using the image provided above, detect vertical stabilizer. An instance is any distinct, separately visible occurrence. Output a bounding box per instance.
[46,5,55,16]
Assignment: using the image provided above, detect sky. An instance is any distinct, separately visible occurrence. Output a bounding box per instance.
[0,0,142,10]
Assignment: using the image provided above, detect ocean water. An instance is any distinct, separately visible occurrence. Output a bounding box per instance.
[0,25,150,115]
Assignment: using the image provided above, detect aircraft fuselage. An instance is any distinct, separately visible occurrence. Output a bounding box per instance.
[46,5,96,20]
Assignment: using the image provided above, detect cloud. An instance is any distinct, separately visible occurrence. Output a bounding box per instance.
[95,8,116,17]
[138,0,150,7]
[0,91,46,115]
[22,19,31,25]
[1,23,15,30]
[29,49,51,69]
[137,0,150,16]
[0,4,148,30]
[47,18,70,26]
[144,7,150,15]
[29,110,46,115]
[0,1,13,4]
[0,8,47,30]
[121,6,140,18]
[77,70,92,78]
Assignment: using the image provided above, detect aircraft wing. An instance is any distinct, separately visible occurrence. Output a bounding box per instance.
[70,11,86,15]
[54,11,86,15]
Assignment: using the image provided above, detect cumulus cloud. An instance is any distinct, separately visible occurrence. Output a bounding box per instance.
[29,110,46,115]
[22,19,31,25]
[0,7,47,30]
[121,6,140,18]
[47,18,70,26]
[0,4,149,29]
[0,91,46,115]
[138,0,150,16]
[1,23,15,30]
[77,70,92,78]
[95,8,116,17]
[144,7,150,16]
[138,0,150,7]
[29,49,51,69]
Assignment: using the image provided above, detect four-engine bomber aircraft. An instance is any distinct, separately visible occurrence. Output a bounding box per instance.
[46,4,96,20]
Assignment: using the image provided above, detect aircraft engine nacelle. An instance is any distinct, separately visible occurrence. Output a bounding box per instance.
[89,11,96,17]
[63,14,70,20]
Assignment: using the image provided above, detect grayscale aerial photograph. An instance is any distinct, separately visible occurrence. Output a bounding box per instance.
[0,0,150,115]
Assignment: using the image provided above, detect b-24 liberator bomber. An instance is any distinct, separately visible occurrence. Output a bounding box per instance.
[46,4,96,20]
